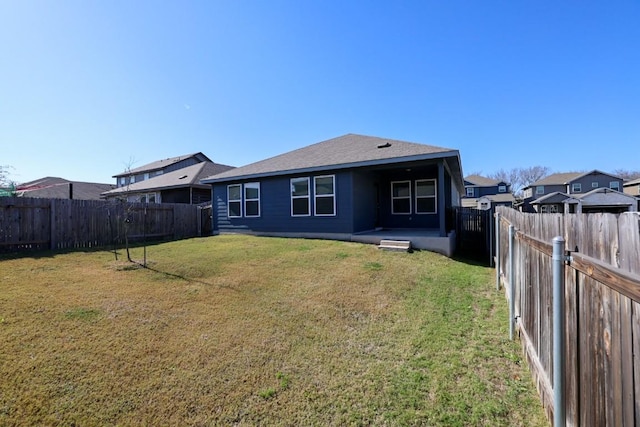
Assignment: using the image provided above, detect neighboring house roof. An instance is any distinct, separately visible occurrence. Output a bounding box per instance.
[202,133,464,189]
[532,188,636,207]
[529,172,582,187]
[103,161,234,196]
[528,170,623,188]
[464,175,502,186]
[16,177,115,200]
[113,152,212,177]
[623,177,640,187]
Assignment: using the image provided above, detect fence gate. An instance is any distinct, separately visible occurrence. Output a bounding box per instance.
[199,205,213,236]
[451,207,493,265]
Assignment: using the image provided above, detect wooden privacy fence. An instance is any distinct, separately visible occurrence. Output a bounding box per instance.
[0,197,201,253]
[495,206,640,426]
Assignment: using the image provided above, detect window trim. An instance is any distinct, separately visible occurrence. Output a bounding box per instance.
[466,187,474,197]
[498,184,507,193]
[415,179,437,214]
[291,177,311,217]
[314,175,336,216]
[572,183,581,193]
[536,186,544,195]
[227,184,242,218]
[244,182,261,217]
[391,181,412,215]
[592,182,599,188]
[610,181,620,191]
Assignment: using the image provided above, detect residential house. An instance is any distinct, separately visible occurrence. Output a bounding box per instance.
[201,134,465,256]
[623,177,640,210]
[462,174,515,210]
[520,170,632,213]
[15,177,115,200]
[103,153,234,204]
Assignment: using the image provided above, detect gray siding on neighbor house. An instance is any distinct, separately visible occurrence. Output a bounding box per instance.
[533,183,565,197]
[568,174,623,194]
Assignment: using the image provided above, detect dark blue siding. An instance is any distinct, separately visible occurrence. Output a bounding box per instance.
[213,171,355,234]
[352,171,378,232]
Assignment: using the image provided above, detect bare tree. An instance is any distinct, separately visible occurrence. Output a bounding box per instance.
[489,166,552,197]
[613,168,640,181]
[0,165,17,196]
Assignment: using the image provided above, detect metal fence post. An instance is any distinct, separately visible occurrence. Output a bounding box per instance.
[552,236,566,427]
[495,212,501,290]
[508,224,515,340]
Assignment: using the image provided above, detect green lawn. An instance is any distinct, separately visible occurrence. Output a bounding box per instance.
[0,235,547,426]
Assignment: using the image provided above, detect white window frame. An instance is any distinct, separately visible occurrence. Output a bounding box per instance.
[550,204,559,213]
[227,184,242,218]
[244,182,260,217]
[466,187,474,197]
[610,181,620,191]
[391,181,412,215]
[498,184,507,193]
[536,186,544,195]
[314,175,336,216]
[291,177,311,217]
[415,179,437,214]
[572,183,581,193]
[592,182,599,188]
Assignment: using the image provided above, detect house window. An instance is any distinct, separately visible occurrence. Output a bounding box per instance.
[415,179,437,214]
[540,205,548,213]
[498,184,507,193]
[244,183,260,217]
[466,188,474,197]
[550,205,559,213]
[314,175,336,216]
[228,184,242,218]
[536,186,544,195]
[391,181,411,214]
[610,181,620,191]
[572,183,582,193]
[291,178,310,216]
[130,175,136,184]
[119,177,126,187]
[592,182,599,188]
[148,193,157,203]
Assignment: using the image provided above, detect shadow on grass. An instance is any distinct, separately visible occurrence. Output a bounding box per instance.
[134,262,241,293]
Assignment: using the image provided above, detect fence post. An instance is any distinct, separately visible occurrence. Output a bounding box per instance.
[552,236,566,427]
[508,224,515,340]
[495,212,501,290]
[50,199,56,250]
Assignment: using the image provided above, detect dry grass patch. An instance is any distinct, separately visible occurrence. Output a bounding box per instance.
[0,236,547,426]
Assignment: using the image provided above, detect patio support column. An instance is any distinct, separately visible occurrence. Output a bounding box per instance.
[438,160,446,237]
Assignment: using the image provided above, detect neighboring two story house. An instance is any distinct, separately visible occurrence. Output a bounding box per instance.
[15,177,115,200]
[520,170,636,213]
[102,152,234,204]
[461,174,515,210]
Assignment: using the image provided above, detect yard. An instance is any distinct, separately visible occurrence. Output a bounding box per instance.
[0,235,547,426]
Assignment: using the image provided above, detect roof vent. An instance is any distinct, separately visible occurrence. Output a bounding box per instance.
[377,142,392,149]
[179,175,188,179]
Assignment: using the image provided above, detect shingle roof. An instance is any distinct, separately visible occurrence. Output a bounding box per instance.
[16,177,115,200]
[103,161,234,195]
[113,152,212,177]
[529,172,582,187]
[202,134,460,183]
[624,177,640,186]
[464,175,501,186]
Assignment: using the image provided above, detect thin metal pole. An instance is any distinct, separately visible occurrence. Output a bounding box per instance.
[508,224,515,340]
[495,212,501,290]
[552,236,566,427]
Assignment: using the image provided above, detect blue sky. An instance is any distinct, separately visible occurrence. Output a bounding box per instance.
[1,1,639,184]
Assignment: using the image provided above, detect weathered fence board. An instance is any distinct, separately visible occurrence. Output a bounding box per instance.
[0,197,202,254]
[497,207,640,426]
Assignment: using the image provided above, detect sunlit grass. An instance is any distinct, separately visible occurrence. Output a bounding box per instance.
[0,235,547,426]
